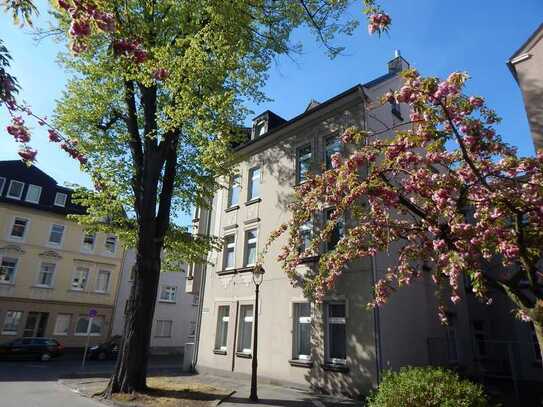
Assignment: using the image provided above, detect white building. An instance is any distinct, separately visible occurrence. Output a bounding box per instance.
[112,249,197,354]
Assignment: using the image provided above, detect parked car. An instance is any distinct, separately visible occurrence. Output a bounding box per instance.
[0,337,64,361]
[87,335,122,360]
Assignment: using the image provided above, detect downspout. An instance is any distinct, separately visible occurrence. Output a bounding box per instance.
[357,85,383,384]
[191,206,213,370]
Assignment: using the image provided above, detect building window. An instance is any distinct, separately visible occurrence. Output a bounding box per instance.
[48,224,65,246]
[223,234,236,270]
[215,305,230,351]
[81,232,96,252]
[243,229,258,267]
[75,315,104,335]
[324,135,341,170]
[253,119,267,138]
[247,167,261,201]
[0,257,18,284]
[6,180,24,199]
[472,320,487,358]
[237,304,253,354]
[96,270,111,293]
[25,184,42,203]
[71,267,89,290]
[54,192,67,207]
[391,100,402,120]
[293,303,312,360]
[159,286,177,302]
[104,235,117,254]
[155,320,173,337]
[227,175,241,208]
[10,217,29,239]
[2,311,23,335]
[53,314,71,335]
[299,220,313,254]
[0,177,5,195]
[296,144,312,183]
[326,302,346,364]
[325,208,345,251]
[37,262,56,287]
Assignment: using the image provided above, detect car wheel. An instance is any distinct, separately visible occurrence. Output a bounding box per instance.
[98,351,107,361]
[40,353,51,362]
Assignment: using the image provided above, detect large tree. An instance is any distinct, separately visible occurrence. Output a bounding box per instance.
[271,68,543,359]
[2,0,362,395]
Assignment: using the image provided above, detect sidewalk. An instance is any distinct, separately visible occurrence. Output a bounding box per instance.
[60,373,362,407]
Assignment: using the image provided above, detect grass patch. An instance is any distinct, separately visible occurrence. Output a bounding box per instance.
[111,377,231,407]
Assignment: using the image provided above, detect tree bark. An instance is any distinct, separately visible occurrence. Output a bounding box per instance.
[533,318,543,364]
[104,228,162,394]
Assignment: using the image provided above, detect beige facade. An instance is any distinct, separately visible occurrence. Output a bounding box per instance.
[508,23,543,152]
[0,162,125,347]
[189,56,473,397]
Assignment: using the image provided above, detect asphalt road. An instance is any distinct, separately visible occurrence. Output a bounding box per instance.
[0,353,183,407]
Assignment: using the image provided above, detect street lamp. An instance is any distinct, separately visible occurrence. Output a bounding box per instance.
[249,265,264,402]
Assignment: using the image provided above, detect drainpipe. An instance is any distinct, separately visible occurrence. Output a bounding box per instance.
[370,255,383,384]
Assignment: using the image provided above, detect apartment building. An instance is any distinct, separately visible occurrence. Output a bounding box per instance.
[508,23,543,152]
[112,249,197,354]
[187,55,482,397]
[0,160,125,347]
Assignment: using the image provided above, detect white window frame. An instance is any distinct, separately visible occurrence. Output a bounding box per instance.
[223,234,236,270]
[36,262,56,288]
[243,228,258,267]
[293,302,312,360]
[81,231,96,253]
[95,269,111,293]
[215,305,230,351]
[2,310,23,335]
[325,302,347,365]
[104,235,117,255]
[155,320,173,338]
[9,216,30,241]
[53,313,72,336]
[74,315,104,336]
[0,256,18,285]
[237,304,254,354]
[47,223,65,247]
[0,177,5,196]
[299,220,313,254]
[159,285,177,303]
[296,144,312,184]
[71,267,89,291]
[227,175,241,208]
[25,184,42,204]
[54,192,68,207]
[6,180,24,200]
[247,167,261,201]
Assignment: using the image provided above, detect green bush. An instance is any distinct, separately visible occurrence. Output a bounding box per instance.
[366,366,487,407]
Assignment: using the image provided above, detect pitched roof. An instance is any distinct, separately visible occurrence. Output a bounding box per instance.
[507,23,543,81]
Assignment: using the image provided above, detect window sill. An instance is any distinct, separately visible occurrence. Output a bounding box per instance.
[1,331,17,336]
[217,266,261,276]
[289,359,313,368]
[236,352,252,359]
[245,198,261,206]
[213,349,227,355]
[94,291,110,296]
[32,285,53,289]
[225,205,240,213]
[321,362,349,373]
[0,282,15,286]
[75,333,102,337]
[158,300,176,304]
[68,288,87,293]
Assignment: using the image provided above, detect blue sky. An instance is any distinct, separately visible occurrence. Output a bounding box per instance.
[1,0,542,226]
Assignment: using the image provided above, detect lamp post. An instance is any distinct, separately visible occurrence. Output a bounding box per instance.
[249,265,264,402]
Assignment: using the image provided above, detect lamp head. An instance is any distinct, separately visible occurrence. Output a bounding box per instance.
[252,265,264,285]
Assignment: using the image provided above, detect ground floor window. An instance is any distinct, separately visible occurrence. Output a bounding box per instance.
[54,314,72,335]
[215,305,230,351]
[155,320,173,337]
[326,302,346,364]
[75,315,104,336]
[293,302,311,360]
[2,310,23,335]
[237,304,253,354]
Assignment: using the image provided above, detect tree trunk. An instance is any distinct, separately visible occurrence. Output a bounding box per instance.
[104,225,162,395]
[534,319,543,364]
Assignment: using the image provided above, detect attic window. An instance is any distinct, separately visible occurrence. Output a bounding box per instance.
[54,192,68,207]
[253,119,267,139]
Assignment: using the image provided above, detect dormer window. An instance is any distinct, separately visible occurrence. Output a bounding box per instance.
[252,119,267,139]
[54,192,67,207]
[6,180,24,200]
[25,184,42,204]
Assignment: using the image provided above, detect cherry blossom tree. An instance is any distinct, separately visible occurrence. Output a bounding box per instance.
[269,68,543,360]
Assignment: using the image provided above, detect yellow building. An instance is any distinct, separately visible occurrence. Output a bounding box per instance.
[0,160,125,347]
